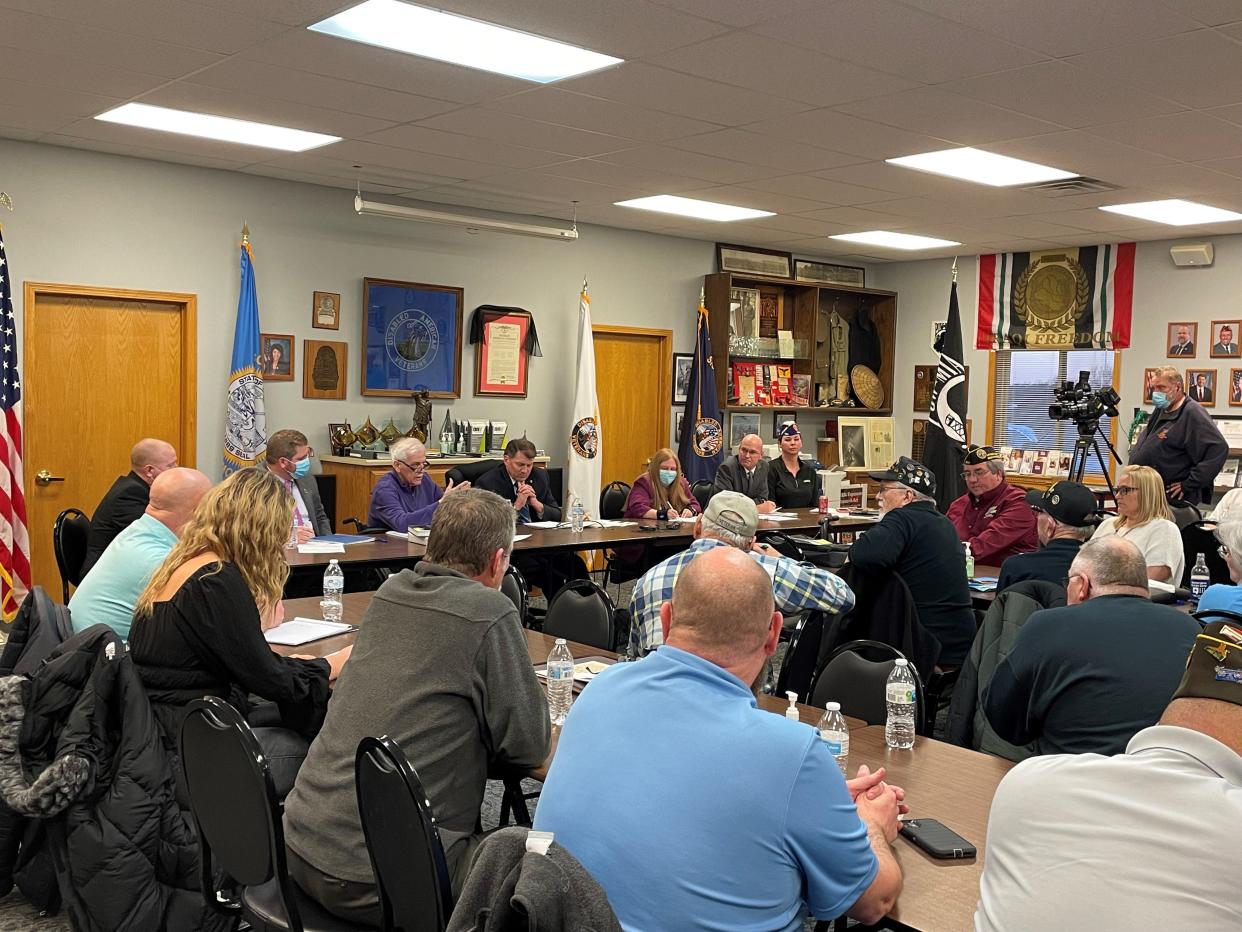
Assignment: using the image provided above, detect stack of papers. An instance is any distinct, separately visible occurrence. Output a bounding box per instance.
[968,576,999,592]
[263,617,354,646]
[761,512,799,521]
[297,541,345,554]
[525,520,560,529]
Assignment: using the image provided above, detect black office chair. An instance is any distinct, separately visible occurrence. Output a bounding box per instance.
[53,508,91,603]
[760,532,804,562]
[178,697,360,932]
[542,578,615,651]
[1193,608,1242,627]
[1182,520,1231,589]
[809,641,925,732]
[501,564,530,628]
[1168,499,1203,532]
[355,736,453,932]
[691,479,714,509]
[446,459,503,487]
[598,480,630,520]
[774,610,828,700]
[599,481,644,592]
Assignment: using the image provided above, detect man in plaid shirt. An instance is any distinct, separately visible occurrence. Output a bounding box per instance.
[628,491,854,657]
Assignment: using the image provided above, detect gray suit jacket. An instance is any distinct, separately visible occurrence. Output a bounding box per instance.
[258,461,333,535]
[711,455,771,503]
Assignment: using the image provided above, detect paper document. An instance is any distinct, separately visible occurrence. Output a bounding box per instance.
[263,617,354,646]
[315,534,375,545]
[672,516,698,524]
[536,659,612,684]
[297,541,345,554]
[598,520,635,528]
[514,534,531,542]
[524,521,561,529]
[761,513,798,521]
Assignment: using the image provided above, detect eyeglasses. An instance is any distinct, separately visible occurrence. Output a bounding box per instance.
[960,470,990,480]
[1060,573,1084,589]
[398,459,427,473]
[1114,485,1136,497]
[1220,544,1231,559]
[288,447,315,463]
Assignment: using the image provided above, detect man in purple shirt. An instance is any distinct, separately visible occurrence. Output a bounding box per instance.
[369,438,470,530]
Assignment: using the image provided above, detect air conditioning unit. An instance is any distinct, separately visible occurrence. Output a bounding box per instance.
[1170,243,1214,267]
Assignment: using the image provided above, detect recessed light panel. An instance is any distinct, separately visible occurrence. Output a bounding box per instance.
[887,147,1077,187]
[830,231,961,250]
[1099,199,1242,226]
[95,103,340,152]
[310,0,623,83]
[614,195,775,222]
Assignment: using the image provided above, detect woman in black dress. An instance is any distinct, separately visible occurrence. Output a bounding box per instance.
[130,467,351,793]
[767,421,818,509]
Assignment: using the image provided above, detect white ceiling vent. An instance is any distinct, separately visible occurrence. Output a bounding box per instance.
[1021,177,1121,197]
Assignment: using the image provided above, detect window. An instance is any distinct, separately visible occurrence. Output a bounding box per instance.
[989,349,1119,479]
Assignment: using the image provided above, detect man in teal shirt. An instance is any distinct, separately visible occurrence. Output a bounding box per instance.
[69,467,211,639]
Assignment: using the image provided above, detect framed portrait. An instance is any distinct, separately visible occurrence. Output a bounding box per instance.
[362,278,463,398]
[312,291,341,330]
[304,339,347,400]
[771,411,800,438]
[259,333,294,382]
[716,243,793,279]
[672,353,694,405]
[474,306,533,397]
[1231,369,1242,407]
[838,416,870,469]
[728,287,761,340]
[1142,367,1162,404]
[1167,321,1197,358]
[673,409,685,446]
[931,321,947,351]
[794,258,864,287]
[730,412,760,449]
[1187,368,1218,407]
[1211,320,1241,358]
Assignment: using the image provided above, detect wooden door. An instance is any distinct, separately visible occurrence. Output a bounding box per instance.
[593,325,672,490]
[24,283,196,597]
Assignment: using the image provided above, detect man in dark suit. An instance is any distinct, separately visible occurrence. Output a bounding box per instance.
[260,428,332,539]
[1168,325,1194,356]
[711,434,776,513]
[1190,373,1214,404]
[83,438,178,574]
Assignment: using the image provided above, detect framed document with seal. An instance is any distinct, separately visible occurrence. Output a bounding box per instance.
[362,278,463,398]
[475,306,531,396]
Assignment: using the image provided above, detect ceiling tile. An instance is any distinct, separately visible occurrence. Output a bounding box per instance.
[662,184,826,214]
[667,128,863,173]
[0,105,80,134]
[139,83,396,138]
[646,32,917,107]
[486,88,722,142]
[42,128,259,167]
[241,164,416,196]
[414,108,633,158]
[595,145,777,185]
[0,125,43,142]
[989,131,1178,181]
[304,139,505,181]
[540,158,714,194]
[743,110,953,160]
[1034,207,1158,233]
[261,151,468,190]
[955,216,1106,239]
[746,172,906,206]
[1194,154,1242,179]
[0,44,168,99]
[645,0,823,28]
[419,170,633,206]
[812,160,973,198]
[754,0,1047,83]
[363,124,574,170]
[834,87,1065,145]
[795,205,912,228]
[184,0,348,26]
[0,79,122,120]
[1163,1,1242,26]
[1086,111,1242,162]
[741,214,856,236]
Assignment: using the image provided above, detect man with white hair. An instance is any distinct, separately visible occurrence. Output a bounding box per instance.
[83,438,179,573]
[946,445,1037,565]
[368,437,469,530]
[627,490,854,657]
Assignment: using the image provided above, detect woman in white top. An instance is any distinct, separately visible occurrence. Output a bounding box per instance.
[1092,464,1184,582]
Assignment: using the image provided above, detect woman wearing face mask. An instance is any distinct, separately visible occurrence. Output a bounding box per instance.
[768,422,818,509]
[1091,465,1184,583]
[625,448,701,521]
[1129,365,1227,505]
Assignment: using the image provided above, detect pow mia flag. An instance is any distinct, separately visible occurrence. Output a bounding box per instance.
[925,280,967,511]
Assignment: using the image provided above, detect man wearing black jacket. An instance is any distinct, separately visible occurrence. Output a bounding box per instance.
[1129,367,1227,504]
[83,438,177,574]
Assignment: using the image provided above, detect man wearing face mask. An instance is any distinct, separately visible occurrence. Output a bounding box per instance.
[1129,366,1227,505]
[261,428,333,541]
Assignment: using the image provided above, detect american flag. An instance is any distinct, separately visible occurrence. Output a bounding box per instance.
[0,229,29,620]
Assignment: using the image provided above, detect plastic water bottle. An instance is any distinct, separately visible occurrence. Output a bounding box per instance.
[963,541,975,580]
[885,659,917,750]
[817,702,850,775]
[570,496,585,533]
[546,638,575,726]
[322,559,344,623]
[1191,553,1210,600]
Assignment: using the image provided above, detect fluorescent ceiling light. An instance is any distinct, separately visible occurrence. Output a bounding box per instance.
[95,102,339,152]
[614,195,775,222]
[830,231,961,250]
[310,0,623,83]
[886,147,1077,187]
[1099,198,1242,226]
[355,196,578,240]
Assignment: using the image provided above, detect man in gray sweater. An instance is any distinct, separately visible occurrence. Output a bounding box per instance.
[283,489,551,925]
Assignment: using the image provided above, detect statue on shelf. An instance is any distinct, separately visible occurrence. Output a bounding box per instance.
[410,389,432,442]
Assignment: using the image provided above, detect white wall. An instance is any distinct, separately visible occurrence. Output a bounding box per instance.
[871,236,1242,460]
[0,139,717,475]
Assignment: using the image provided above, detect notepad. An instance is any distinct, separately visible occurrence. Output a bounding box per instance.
[263,617,355,646]
[525,521,560,529]
[761,513,798,521]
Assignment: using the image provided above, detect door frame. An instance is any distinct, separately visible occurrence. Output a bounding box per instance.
[592,324,674,442]
[22,282,198,500]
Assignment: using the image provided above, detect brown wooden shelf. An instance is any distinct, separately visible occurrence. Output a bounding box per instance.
[726,404,892,416]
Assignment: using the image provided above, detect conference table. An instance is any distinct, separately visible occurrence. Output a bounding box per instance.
[279,589,1010,932]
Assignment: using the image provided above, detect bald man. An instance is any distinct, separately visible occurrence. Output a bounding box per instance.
[712,433,777,513]
[536,547,903,930]
[83,438,178,573]
[69,467,211,639]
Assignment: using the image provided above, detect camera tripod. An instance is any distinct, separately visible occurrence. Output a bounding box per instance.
[1066,419,1121,500]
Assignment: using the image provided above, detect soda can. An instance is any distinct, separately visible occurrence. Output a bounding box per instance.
[818,494,828,515]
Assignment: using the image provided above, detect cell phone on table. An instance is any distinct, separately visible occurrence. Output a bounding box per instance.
[898,819,976,859]
[637,523,658,531]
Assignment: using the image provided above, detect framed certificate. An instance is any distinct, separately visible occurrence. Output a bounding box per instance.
[362,278,463,398]
[475,306,531,397]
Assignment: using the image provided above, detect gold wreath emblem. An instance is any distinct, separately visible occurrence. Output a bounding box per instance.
[1013,254,1089,333]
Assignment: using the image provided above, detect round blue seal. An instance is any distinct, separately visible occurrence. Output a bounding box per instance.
[386,308,440,373]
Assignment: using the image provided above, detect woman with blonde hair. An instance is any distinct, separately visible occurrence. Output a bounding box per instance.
[625,447,701,521]
[1091,465,1184,582]
[130,467,350,792]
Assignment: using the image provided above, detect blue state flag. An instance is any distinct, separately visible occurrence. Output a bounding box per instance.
[223,240,266,476]
[677,300,725,484]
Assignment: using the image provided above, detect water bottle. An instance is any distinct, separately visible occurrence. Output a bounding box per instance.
[963,541,975,580]
[1191,553,1210,600]
[322,559,344,623]
[570,496,585,533]
[817,701,850,775]
[885,659,917,750]
[546,638,575,726]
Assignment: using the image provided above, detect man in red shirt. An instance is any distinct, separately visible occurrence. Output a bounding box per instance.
[946,445,1037,566]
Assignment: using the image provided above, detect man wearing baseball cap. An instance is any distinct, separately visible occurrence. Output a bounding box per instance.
[946,445,1037,566]
[996,480,1098,593]
[849,456,976,666]
[627,491,854,657]
[976,621,1242,929]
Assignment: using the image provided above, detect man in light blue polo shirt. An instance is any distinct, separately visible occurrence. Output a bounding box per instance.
[69,467,211,639]
[534,547,904,931]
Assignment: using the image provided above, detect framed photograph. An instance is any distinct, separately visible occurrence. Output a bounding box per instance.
[728,287,761,339]
[1231,369,1242,407]
[1167,321,1197,358]
[362,278,463,398]
[474,306,533,397]
[1142,367,1162,404]
[730,412,761,449]
[1211,320,1241,358]
[672,353,694,405]
[794,258,864,287]
[312,291,341,330]
[931,320,947,351]
[838,416,869,469]
[259,333,294,382]
[304,340,347,400]
[716,243,793,279]
[673,409,685,446]
[772,411,799,437]
[1187,368,1218,407]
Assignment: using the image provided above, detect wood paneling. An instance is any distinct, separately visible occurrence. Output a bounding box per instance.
[593,325,672,488]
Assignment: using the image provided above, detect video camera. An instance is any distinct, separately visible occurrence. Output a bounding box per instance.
[1048,370,1120,425]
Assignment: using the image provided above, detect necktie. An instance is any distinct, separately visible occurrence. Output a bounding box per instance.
[285,478,304,527]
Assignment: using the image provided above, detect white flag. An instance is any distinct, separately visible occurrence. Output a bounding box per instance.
[566,285,601,518]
